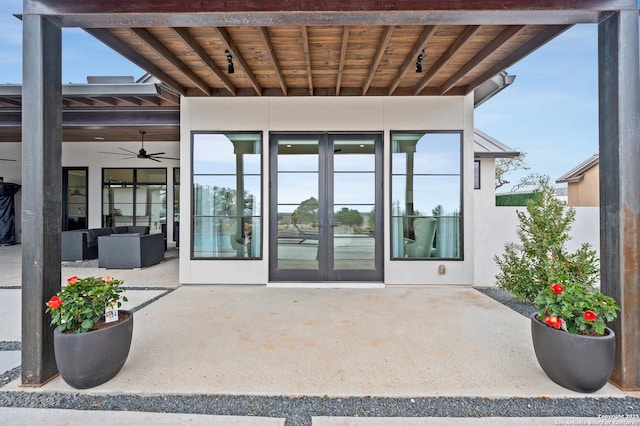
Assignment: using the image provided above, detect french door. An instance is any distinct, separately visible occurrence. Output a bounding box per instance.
[269,133,383,282]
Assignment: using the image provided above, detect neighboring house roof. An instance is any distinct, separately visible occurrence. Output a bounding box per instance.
[556,154,599,183]
[473,129,520,159]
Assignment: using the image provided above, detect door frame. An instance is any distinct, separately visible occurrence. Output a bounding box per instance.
[268,132,384,282]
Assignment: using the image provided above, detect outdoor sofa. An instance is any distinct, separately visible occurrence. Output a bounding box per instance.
[97,232,165,269]
[61,226,150,261]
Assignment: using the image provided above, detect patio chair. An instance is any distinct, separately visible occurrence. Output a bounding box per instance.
[404,217,437,258]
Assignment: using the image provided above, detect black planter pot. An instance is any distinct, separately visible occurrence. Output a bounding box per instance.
[54,310,133,389]
[530,313,615,393]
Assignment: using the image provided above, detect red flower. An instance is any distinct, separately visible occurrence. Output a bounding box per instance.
[544,316,563,329]
[583,310,598,321]
[46,295,62,310]
[67,276,78,285]
[550,284,564,294]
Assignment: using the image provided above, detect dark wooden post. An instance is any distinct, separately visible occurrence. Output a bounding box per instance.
[598,7,640,391]
[21,14,62,385]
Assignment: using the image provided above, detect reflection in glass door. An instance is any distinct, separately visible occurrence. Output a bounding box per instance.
[63,168,88,230]
[269,133,382,282]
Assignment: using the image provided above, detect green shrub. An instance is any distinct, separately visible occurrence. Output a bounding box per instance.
[494,176,599,303]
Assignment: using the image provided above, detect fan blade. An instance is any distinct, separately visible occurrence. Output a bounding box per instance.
[148,157,162,162]
[119,147,139,155]
[0,158,17,161]
[146,152,165,156]
[152,156,180,160]
[99,151,127,156]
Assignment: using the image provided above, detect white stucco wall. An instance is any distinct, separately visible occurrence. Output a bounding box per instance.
[180,95,476,285]
[473,157,498,208]
[474,206,600,286]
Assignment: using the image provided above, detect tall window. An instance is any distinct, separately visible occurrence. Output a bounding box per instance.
[173,168,180,244]
[391,131,462,259]
[192,132,262,259]
[63,168,88,231]
[102,168,167,235]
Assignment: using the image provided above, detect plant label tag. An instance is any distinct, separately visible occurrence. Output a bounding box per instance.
[105,301,118,323]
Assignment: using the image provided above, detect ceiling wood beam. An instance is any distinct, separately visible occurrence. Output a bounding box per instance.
[388,25,437,95]
[63,96,95,107]
[336,27,350,96]
[130,28,211,96]
[438,25,525,95]
[28,0,630,23]
[88,96,119,106]
[414,25,481,95]
[171,27,237,96]
[158,87,180,105]
[362,26,394,96]
[464,24,571,93]
[113,96,143,106]
[301,26,313,96]
[258,27,287,96]
[137,96,160,106]
[84,28,186,96]
[0,98,21,107]
[212,27,262,96]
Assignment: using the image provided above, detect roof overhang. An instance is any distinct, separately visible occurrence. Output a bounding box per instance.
[16,0,630,99]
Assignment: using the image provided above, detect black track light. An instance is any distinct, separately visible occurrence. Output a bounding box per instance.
[416,50,425,73]
[225,50,234,74]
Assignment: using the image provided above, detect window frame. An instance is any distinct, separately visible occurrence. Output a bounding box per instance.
[390,130,464,261]
[101,167,167,234]
[190,131,263,260]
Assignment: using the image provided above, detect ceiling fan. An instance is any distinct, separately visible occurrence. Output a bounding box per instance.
[100,131,179,162]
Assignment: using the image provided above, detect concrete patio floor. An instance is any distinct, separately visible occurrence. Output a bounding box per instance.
[1,243,638,424]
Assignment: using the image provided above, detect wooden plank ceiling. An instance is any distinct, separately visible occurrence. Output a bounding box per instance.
[1,0,623,141]
[88,23,568,98]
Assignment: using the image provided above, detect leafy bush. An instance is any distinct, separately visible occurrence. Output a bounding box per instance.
[494,176,600,303]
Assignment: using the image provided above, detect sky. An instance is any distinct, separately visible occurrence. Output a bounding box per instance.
[1,1,636,192]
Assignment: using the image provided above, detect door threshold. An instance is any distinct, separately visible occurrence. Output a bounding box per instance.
[267,282,385,289]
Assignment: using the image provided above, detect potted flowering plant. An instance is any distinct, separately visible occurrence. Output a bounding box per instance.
[46,275,128,333]
[45,275,134,389]
[530,277,620,393]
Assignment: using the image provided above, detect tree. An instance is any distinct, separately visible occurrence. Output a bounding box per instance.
[495,152,546,193]
[494,176,600,303]
[334,207,363,230]
[292,197,319,226]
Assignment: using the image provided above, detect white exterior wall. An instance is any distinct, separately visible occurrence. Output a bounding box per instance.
[474,157,498,208]
[474,206,600,286]
[180,95,476,285]
[0,141,179,243]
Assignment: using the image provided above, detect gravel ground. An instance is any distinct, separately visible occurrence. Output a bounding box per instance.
[0,286,637,425]
[474,286,538,318]
[0,392,638,425]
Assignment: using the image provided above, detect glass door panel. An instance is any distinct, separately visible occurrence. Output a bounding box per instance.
[270,133,382,282]
[63,168,88,231]
[274,137,320,273]
[329,135,381,280]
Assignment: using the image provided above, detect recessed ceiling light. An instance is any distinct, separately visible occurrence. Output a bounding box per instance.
[94,136,105,140]
[286,144,292,148]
